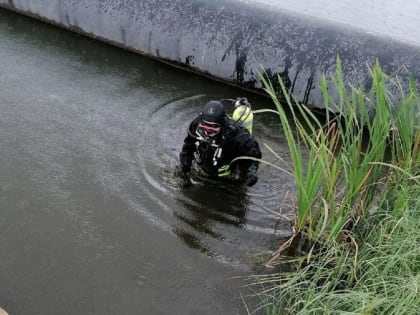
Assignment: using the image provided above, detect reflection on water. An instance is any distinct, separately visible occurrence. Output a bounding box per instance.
[175,182,249,254]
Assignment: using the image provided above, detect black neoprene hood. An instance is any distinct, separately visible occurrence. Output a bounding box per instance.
[201,101,226,125]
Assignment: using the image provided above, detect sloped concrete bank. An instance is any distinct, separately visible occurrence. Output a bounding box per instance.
[1,0,419,111]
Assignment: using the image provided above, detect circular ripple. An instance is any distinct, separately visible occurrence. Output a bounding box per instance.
[133,95,298,269]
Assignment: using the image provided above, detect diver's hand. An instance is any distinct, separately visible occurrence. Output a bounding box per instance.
[245,168,258,187]
[180,169,192,186]
[246,173,258,187]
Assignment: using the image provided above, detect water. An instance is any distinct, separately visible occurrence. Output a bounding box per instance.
[0,9,295,315]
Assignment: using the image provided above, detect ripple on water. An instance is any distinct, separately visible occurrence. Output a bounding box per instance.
[127,94,299,270]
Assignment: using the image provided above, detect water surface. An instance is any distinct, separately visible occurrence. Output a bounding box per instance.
[0,9,295,315]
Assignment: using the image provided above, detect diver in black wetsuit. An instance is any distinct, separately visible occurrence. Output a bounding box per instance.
[179,100,261,186]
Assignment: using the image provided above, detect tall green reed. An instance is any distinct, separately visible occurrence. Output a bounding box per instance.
[261,57,420,262]
[249,58,419,315]
[252,180,419,315]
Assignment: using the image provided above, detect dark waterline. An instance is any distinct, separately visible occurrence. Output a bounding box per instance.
[0,9,295,315]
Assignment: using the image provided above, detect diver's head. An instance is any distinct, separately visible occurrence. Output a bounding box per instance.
[202,100,225,125]
[198,101,225,138]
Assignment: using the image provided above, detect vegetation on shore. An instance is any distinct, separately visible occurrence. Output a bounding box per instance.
[251,58,419,314]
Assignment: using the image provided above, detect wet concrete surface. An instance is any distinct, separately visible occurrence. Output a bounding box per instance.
[0,9,294,315]
[2,0,419,112]
[247,0,420,45]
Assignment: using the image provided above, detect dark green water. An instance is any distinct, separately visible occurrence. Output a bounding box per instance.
[0,9,295,315]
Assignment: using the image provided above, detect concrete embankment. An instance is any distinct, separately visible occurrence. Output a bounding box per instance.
[1,0,419,111]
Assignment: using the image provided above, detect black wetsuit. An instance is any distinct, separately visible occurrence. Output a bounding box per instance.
[179,116,261,183]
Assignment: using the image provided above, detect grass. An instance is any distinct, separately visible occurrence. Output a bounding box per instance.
[259,57,419,259]
[249,57,420,314]
[252,187,419,315]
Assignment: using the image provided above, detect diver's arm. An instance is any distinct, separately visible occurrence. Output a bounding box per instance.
[244,138,261,186]
[179,118,200,177]
[231,129,262,186]
[179,134,195,176]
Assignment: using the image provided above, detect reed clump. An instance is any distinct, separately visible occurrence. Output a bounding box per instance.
[262,57,419,262]
[251,57,419,314]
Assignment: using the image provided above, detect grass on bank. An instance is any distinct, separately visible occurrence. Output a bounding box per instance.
[250,58,419,314]
[255,196,419,315]
[260,57,419,260]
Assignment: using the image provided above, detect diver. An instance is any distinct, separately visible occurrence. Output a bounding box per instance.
[179,99,261,186]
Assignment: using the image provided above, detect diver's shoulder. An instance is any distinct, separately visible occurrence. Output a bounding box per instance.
[223,122,252,141]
